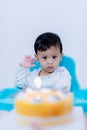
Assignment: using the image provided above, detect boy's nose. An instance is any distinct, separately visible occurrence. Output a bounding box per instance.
[47,58,53,64]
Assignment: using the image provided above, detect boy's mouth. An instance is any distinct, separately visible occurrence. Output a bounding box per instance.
[47,66,54,71]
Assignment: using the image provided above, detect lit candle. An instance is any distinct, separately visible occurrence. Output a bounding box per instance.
[41,88,51,101]
[25,88,34,96]
[34,77,42,89]
[34,77,42,101]
[57,90,66,99]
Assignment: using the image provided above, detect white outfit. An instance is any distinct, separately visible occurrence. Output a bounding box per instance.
[15,66,71,92]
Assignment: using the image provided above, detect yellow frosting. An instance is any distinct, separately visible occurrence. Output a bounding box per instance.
[15,89,73,117]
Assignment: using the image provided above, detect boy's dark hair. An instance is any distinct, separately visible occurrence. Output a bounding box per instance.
[34,32,63,54]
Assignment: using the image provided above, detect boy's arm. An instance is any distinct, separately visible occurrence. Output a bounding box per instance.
[15,68,29,89]
[15,55,36,89]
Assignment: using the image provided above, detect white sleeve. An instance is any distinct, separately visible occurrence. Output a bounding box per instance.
[15,67,30,89]
[55,67,71,93]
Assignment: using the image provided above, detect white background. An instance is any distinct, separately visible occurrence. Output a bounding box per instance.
[0,0,87,89]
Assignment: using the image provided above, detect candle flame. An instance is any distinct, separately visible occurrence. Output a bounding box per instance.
[34,77,42,89]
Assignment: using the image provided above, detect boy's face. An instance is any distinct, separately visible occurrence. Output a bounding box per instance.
[35,46,62,75]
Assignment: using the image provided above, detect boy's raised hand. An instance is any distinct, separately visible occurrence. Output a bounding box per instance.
[20,55,36,68]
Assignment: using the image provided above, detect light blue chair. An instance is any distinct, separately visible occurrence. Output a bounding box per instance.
[0,55,87,113]
[0,87,20,111]
[74,88,87,114]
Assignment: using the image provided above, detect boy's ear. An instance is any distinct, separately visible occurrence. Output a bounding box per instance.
[34,54,39,61]
[60,53,63,61]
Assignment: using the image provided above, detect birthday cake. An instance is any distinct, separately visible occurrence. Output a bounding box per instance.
[15,88,73,127]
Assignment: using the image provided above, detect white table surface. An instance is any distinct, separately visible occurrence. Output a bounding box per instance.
[0,107,86,130]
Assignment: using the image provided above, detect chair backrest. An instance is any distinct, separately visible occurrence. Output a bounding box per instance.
[30,55,80,92]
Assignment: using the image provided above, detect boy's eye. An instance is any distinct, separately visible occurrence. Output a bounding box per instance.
[42,56,47,59]
[52,56,58,59]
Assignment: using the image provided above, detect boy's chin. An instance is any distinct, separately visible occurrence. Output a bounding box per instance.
[47,70,55,73]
